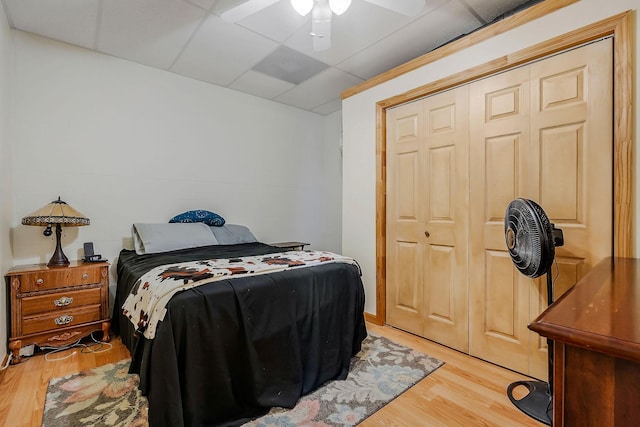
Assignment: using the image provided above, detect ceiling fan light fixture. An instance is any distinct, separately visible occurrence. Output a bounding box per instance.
[329,0,351,15]
[311,3,332,51]
[291,0,314,16]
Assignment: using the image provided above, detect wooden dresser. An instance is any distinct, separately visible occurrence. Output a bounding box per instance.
[5,261,110,364]
[529,257,640,426]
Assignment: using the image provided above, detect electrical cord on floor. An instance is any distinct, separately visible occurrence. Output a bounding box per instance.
[40,337,83,361]
[81,332,114,354]
[39,332,113,362]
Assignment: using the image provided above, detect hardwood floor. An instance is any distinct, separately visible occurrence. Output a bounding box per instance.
[361,323,541,426]
[0,336,130,427]
[0,324,542,426]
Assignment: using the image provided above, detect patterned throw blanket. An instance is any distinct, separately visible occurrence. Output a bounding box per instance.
[122,250,358,339]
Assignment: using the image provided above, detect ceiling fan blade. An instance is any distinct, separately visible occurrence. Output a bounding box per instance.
[311,3,332,51]
[363,0,425,16]
[220,0,281,23]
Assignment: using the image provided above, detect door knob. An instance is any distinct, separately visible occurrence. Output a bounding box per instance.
[424,231,430,238]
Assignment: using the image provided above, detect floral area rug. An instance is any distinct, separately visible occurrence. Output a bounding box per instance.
[41,334,443,426]
[245,334,444,426]
[41,359,147,427]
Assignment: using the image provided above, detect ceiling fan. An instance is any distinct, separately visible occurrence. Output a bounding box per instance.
[221,0,426,51]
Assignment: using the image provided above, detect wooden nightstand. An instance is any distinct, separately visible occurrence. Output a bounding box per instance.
[4,261,111,364]
[270,241,310,251]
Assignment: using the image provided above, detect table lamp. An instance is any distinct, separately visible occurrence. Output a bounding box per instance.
[21,197,90,267]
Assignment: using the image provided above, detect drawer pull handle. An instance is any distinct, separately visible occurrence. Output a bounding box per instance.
[35,278,44,286]
[54,296,74,307]
[82,273,89,280]
[54,315,74,326]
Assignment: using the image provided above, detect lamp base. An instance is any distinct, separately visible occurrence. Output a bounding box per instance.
[47,223,70,267]
[47,255,70,267]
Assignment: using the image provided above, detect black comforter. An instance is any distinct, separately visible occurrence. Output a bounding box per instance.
[112,243,367,427]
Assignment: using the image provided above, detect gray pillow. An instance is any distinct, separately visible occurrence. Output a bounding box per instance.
[132,223,218,255]
[209,224,257,245]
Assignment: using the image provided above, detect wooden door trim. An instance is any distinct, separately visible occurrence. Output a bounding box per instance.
[372,12,634,325]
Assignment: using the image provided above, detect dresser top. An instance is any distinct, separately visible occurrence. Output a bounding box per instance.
[5,260,109,276]
[529,257,640,363]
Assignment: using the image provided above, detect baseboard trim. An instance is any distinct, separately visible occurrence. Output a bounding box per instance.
[364,312,383,326]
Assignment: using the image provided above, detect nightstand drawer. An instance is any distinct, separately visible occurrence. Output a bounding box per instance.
[21,267,101,292]
[22,287,102,316]
[22,304,102,335]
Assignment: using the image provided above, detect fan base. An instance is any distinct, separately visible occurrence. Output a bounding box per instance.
[506,380,552,426]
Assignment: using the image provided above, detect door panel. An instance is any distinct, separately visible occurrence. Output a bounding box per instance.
[469,66,531,372]
[422,87,469,352]
[469,39,613,378]
[386,102,424,335]
[528,39,613,379]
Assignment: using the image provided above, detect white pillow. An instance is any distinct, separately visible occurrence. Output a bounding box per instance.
[209,224,258,244]
[132,223,218,255]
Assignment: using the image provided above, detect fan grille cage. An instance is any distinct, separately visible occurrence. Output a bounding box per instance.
[504,198,555,278]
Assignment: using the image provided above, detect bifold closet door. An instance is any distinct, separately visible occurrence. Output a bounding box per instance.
[386,101,425,336]
[386,87,469,351]
[469,39,613,378]
[468,65,533,374]
[526,38,613,379]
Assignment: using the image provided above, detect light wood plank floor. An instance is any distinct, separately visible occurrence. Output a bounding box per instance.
[0,323,542,426]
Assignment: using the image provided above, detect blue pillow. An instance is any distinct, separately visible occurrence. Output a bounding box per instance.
[169,210,225,227]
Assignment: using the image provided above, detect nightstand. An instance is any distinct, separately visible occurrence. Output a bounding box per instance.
[270,241,310,251]
[4,261,111,364]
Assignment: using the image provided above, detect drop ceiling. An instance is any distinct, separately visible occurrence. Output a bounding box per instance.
[1,0,539,115]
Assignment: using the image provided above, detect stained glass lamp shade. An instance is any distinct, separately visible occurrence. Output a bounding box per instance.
[21,197,90,267]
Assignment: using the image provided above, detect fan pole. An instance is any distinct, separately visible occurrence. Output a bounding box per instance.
[546,268,554,397]
[505,266,555,426]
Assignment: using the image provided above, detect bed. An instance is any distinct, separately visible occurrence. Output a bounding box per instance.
[111,221,367,427]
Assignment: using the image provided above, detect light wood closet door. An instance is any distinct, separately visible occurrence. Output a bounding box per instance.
[386,88,469,351]
[527,39,613,379]
[469,39,613,378]
[386,101,424,336]
[421,87,469,352]
[468,66,532,374]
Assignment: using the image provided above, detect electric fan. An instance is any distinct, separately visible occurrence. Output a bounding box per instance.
[504,198,564,426]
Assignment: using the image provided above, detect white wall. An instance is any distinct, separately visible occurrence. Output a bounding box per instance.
[0,1,14,363]
[321,110,343,252]
[342,0,640,315]
[9,32,343,309]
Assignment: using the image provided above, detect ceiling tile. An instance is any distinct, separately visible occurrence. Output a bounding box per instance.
[210,0,247,15]
[462,0,533,23]
[229,70,296,99]
[182,0,217,11]
[4,0,99,50]
[171,14,279,86]
[234,0,308,43]
[312,98,343,115]
[98,0,207,69]
[274,68,363,111]
[338,0,481,80]
[253,45,329,85]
